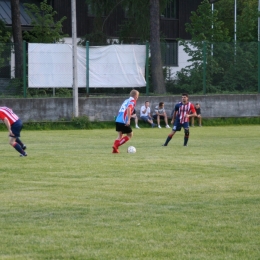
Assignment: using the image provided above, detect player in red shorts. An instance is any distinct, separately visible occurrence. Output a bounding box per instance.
[0,106,27,157]
[112,89,139,153]
[163,93,196,147]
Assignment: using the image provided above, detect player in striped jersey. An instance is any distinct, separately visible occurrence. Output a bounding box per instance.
[162,93,196,147]
[0,107,27,157]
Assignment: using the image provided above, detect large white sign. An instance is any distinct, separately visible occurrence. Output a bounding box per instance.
[28,43,146,88]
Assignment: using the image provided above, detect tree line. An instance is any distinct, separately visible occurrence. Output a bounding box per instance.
[1,0,259,95]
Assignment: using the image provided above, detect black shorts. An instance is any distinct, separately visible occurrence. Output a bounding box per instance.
[116,122,132,134]
[153,115,165,120]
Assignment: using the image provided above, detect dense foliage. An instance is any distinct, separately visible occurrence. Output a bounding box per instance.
[23,0,68,43]
[171,0,260,94]
[0,20,11,71]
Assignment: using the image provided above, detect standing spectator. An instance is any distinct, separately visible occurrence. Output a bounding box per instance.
[162,93,196,147]
[131,109,140,129]
[191,103,202,127]
[140,101,156,127]
[112,89,139,153]
[0,106,27,157]
[153,102,170,128]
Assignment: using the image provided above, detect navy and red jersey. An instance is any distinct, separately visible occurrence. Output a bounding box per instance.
[116,97,136,124]
[0,107,19,125]
[174,102,196,124]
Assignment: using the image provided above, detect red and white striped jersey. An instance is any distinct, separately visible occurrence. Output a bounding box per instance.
[0,107,19,125]
[175,102,196,124]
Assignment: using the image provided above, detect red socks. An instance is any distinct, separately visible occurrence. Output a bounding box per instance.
[118,136,129,146]
[113,136,130,149]
[113,139,120,149]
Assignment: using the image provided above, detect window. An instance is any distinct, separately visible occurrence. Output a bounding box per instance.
[161,41,178,66]
[162,0,178,19]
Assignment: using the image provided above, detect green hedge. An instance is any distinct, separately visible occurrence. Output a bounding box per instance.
[0,116,259,131]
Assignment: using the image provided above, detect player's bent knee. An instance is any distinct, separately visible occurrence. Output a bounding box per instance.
[127,132,133,138]
[9,141,15,146]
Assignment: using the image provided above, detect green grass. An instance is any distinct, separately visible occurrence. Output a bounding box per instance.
[1,117,260,132]
[0,125,260,259]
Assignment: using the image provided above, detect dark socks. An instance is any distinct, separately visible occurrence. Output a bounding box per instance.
[164,135,172,146]
[184,136,189,146]
[16,138,25,149]
[13,142,25,155]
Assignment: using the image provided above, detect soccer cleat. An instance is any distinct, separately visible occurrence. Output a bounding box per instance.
[112,146,119,153]
[166,125,170,128]
[158,125,161,128]
[22,145,27,150]
[135,125,140,129]
[162,144,167,146]
[20,152,27,157]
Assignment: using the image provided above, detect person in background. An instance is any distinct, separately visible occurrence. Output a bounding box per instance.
[162,93,196,147]
[191,103,202,127]
[140,101,156,127]
[153,102,170,129]
[112,89,139,153]
[0,106,27,157]
[131,109,140,129]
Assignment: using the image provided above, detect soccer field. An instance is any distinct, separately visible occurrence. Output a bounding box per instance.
[0,125,259,259]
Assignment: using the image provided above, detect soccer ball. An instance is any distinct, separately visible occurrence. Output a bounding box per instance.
[127,146,136,153]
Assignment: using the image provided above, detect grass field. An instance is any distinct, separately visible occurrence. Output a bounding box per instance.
[0,125,259,259]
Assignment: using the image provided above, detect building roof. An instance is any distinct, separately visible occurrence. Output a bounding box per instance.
[0,0,40,29]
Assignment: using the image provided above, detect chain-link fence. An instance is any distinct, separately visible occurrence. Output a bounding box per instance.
[166,41,260,95]
[1,41,260,97]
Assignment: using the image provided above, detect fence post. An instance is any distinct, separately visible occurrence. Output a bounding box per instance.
[203,41,207,95]
[23,41,27,98]
[145,41,149,95]
[86,41,89,96]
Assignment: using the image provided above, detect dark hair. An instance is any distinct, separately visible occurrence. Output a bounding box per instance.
[159,102,164,107]
[182,93,189,97]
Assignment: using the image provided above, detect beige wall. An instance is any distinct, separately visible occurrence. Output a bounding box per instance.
[0,94,259,122]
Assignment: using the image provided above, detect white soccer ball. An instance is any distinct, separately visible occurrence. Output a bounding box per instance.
[127,146,136,153]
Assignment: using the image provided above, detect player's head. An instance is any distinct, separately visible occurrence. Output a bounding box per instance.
[195,103,200,108]
[130,89,139,100]
[182,93,189,104]
[159,102,164,108]
[145,101,150,107]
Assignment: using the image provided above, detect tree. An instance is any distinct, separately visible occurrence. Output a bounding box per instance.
[175,0,231,93]
[149,0,165,94]
[237,0,258,41]
[11,0,23,79]
[214,0,258,42]
[0,20,11,66]
[174,0,259,94]
[23,0,68,43]
[0,20,11,43]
